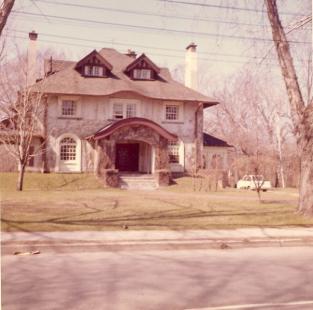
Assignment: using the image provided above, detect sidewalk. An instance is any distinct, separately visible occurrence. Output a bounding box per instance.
[2,228,313,254]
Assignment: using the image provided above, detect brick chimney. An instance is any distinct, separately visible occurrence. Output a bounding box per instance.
[27,31,38,86]
[185,42,198,90]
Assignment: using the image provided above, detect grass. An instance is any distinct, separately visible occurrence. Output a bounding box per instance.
[1,173,312,232]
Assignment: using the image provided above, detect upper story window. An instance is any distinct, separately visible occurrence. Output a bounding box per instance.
[62,100,77,116]
[84,65,104,77]
[126,103,136,118]
[75,50,113,78]
[165,105,179,121]
[112,102,137,120]
[124,54,160,81]
[113,103,124,119]
[133,69,152,80]
[163,102,184,122]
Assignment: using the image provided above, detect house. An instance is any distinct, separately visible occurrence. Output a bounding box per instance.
[203,133,233,171]
[1,32,233,188]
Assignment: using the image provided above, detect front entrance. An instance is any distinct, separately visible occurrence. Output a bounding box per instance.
[116,143,139,172]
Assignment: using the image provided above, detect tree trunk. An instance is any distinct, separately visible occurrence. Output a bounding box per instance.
[17,162,26,191]
[298,105,313,216]
[0,0,15,36]
[265,0,313,215]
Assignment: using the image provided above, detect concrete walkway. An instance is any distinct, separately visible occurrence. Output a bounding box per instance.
[3,227,313,242]
[2,228,313,250]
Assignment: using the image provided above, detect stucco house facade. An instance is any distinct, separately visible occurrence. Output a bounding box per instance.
[1,33,233,188]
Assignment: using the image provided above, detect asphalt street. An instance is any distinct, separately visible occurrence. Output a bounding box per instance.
[2,246,313,310]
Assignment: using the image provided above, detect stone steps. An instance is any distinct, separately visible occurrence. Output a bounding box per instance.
[119,174,158,190]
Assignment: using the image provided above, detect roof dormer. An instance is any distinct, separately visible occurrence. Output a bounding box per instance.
[124,53,160,81]
[75,50,113,78]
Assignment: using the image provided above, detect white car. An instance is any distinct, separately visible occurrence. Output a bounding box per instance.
[236,175,271,191]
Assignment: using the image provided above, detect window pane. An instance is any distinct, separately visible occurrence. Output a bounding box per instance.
[60,138,76,161]
[133,69,151,79]
[113,103,124,119]
[133,69,140,79]
[84,65,91,76]
[142,69,151,79]
[92,66,103,76]
[62,101,77,116]
[165,105,179,120]
[126,104,136,118]
[168,141,179,163]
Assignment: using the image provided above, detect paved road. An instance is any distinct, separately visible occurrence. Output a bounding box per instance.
[2,247,313,310]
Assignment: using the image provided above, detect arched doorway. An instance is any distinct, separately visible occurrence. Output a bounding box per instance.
[115,140,152,173]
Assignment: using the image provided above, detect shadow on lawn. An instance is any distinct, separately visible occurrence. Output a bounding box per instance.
[1,197,300,232]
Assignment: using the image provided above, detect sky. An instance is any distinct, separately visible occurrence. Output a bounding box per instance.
[3,0,312,90]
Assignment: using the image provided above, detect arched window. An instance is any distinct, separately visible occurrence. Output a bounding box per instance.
[60,137,76,160]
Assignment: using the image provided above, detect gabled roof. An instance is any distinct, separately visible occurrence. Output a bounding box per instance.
[37,48,219,106]
[75,49,113,71]
[87,117,177,141]
[203,133,232,147]
[124,53,160,74]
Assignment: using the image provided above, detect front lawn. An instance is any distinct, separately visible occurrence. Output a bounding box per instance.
[1,173,312,232]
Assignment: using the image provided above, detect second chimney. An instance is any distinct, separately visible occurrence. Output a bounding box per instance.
[125,49,137,59]
[27,30,38,86]
[185,42,198,90]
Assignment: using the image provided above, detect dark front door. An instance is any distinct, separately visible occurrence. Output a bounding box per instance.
[116,143,139,172]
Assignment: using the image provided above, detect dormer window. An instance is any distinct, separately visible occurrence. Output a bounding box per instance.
[124,53,160,81]
[133,69,151,80]
[75,50,113,78]
[84,65,104,77]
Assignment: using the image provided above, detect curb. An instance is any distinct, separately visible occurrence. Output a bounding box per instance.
[2,237,313,255]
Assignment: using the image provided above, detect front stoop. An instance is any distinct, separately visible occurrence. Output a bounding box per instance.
[119,173,158,190]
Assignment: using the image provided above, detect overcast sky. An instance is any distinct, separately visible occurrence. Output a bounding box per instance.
[3,0,312,85]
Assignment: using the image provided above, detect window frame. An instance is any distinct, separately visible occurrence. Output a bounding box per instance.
[58,96,81,119]
[84,65,104,77]
[56,133,82,172]
[60,137,77,161]
[61,100,77,117]
[133,68,152,80]
[168,141,180,164]
[111,100,139,120]
[163,102,184,122]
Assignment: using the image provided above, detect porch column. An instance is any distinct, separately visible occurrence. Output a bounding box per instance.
[97,139,119,187]
[154,137,171,186]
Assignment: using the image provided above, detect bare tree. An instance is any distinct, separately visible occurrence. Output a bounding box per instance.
[0,85,47,191]
[0,47,48,191]
[0,0,15,36]
[265,0,313,216]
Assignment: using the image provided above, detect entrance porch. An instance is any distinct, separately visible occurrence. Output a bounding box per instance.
[87,117,177,188]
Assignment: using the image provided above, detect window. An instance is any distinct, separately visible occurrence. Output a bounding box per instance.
[168,141,179,163]
[84,65,103,76]
[62,100,77,116]
[126,103,136,118]
[84,65,91,76]
[133,69,151,80]
[165,105,179,120]
[60,137,76,160]
[113,103,124,119]
[113,102,137,119]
